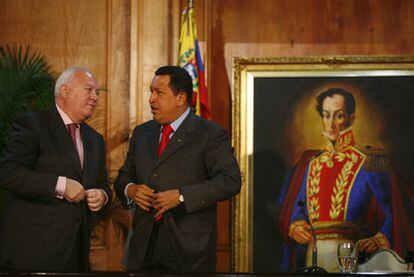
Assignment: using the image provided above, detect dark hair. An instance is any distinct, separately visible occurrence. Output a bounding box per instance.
[315,88,356,116]
[155,66,193,104]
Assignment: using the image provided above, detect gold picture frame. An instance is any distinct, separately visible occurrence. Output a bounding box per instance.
[231,55,414,272]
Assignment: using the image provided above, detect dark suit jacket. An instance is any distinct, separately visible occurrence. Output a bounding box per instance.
[114,112,241,272]
[0,107,111,272]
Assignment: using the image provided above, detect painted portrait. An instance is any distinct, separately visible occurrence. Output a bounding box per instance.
[231,56,414,273]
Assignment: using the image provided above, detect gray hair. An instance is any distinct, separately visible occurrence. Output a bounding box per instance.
[54,66,95,98]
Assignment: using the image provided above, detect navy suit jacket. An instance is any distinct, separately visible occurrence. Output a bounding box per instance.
[0,107,111,271]
[115,112,241,271]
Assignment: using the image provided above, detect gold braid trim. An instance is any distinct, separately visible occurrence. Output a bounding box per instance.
[307,159,322,221]
[316,233,355,240]
[329,159,356,219]
[335,132,352,152]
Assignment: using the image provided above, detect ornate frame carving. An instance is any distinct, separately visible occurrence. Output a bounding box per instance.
[231,55,414,272]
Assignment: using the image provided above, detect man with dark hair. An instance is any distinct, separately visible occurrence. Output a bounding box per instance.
[0,66,111,272]
[315,88,356,117]
[278,88,394,272]
[115,65,241,272]
[154,66,193,104]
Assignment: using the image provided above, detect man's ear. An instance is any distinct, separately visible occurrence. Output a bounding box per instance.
[177,92,187,106]
[60,84,68,98]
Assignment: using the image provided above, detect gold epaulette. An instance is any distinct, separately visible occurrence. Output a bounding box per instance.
[361,146,389,173]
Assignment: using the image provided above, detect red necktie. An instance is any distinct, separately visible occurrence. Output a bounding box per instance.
[155,124,173,222]
[158,124,173,157]
[67,123,78,149]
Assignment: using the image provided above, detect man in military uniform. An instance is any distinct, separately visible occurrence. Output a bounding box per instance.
[278,88,393,272]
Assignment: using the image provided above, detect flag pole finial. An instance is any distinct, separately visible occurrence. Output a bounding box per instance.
[189,0,193,9]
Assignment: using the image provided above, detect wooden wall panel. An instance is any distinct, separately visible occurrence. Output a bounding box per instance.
[97,0,131,271]
[0,0,108,135]
[136,0,180,124]
[209,0,414,116]
[106,0,131,179]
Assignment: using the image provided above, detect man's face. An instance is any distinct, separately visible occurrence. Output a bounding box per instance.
[321,94,353,142]
[149,75,186,124]
[59,71,99,123]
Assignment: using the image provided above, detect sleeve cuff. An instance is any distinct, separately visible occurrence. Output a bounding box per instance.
[55,176,66,199]
[125,183,134,206]
[100,189,109,205]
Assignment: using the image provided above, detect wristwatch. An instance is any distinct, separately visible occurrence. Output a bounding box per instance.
[179,194,185,203]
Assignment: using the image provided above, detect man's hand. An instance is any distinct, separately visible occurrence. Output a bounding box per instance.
[357,237,380,254]
[127,184,155,211]
[86,189,106,212]
[288,220,313,244]
[64,178,86,203]
[153,189,181,219]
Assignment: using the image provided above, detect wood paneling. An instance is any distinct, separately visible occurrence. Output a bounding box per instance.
[136,0,180,124]
[0,0,108,135]
[106,0,131,178]
[208,0,414,116]
[97,0,131,271]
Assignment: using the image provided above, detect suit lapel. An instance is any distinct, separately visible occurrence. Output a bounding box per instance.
[49,107,83,178]
[156,112,195,167]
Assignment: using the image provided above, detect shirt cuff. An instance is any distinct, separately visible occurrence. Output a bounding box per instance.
[124,183,134,206]
[100,189,109,205]
[55,176,66,199]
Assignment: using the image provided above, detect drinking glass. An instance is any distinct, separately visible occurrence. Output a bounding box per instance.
[337,242,357,273]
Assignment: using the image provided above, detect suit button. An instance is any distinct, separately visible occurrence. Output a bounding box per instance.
[201,200,206,205]
[75,218,81,223]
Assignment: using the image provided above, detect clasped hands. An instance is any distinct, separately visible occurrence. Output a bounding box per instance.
[127,184,181,218]
[64,178,106,212]
[288,220,381,254]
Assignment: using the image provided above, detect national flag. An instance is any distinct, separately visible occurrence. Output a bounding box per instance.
[178,4,210,119]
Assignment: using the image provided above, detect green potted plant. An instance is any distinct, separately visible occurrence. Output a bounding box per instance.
[0,45,55,212]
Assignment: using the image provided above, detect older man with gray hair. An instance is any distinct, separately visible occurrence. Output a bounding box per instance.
[0,66,111,272]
